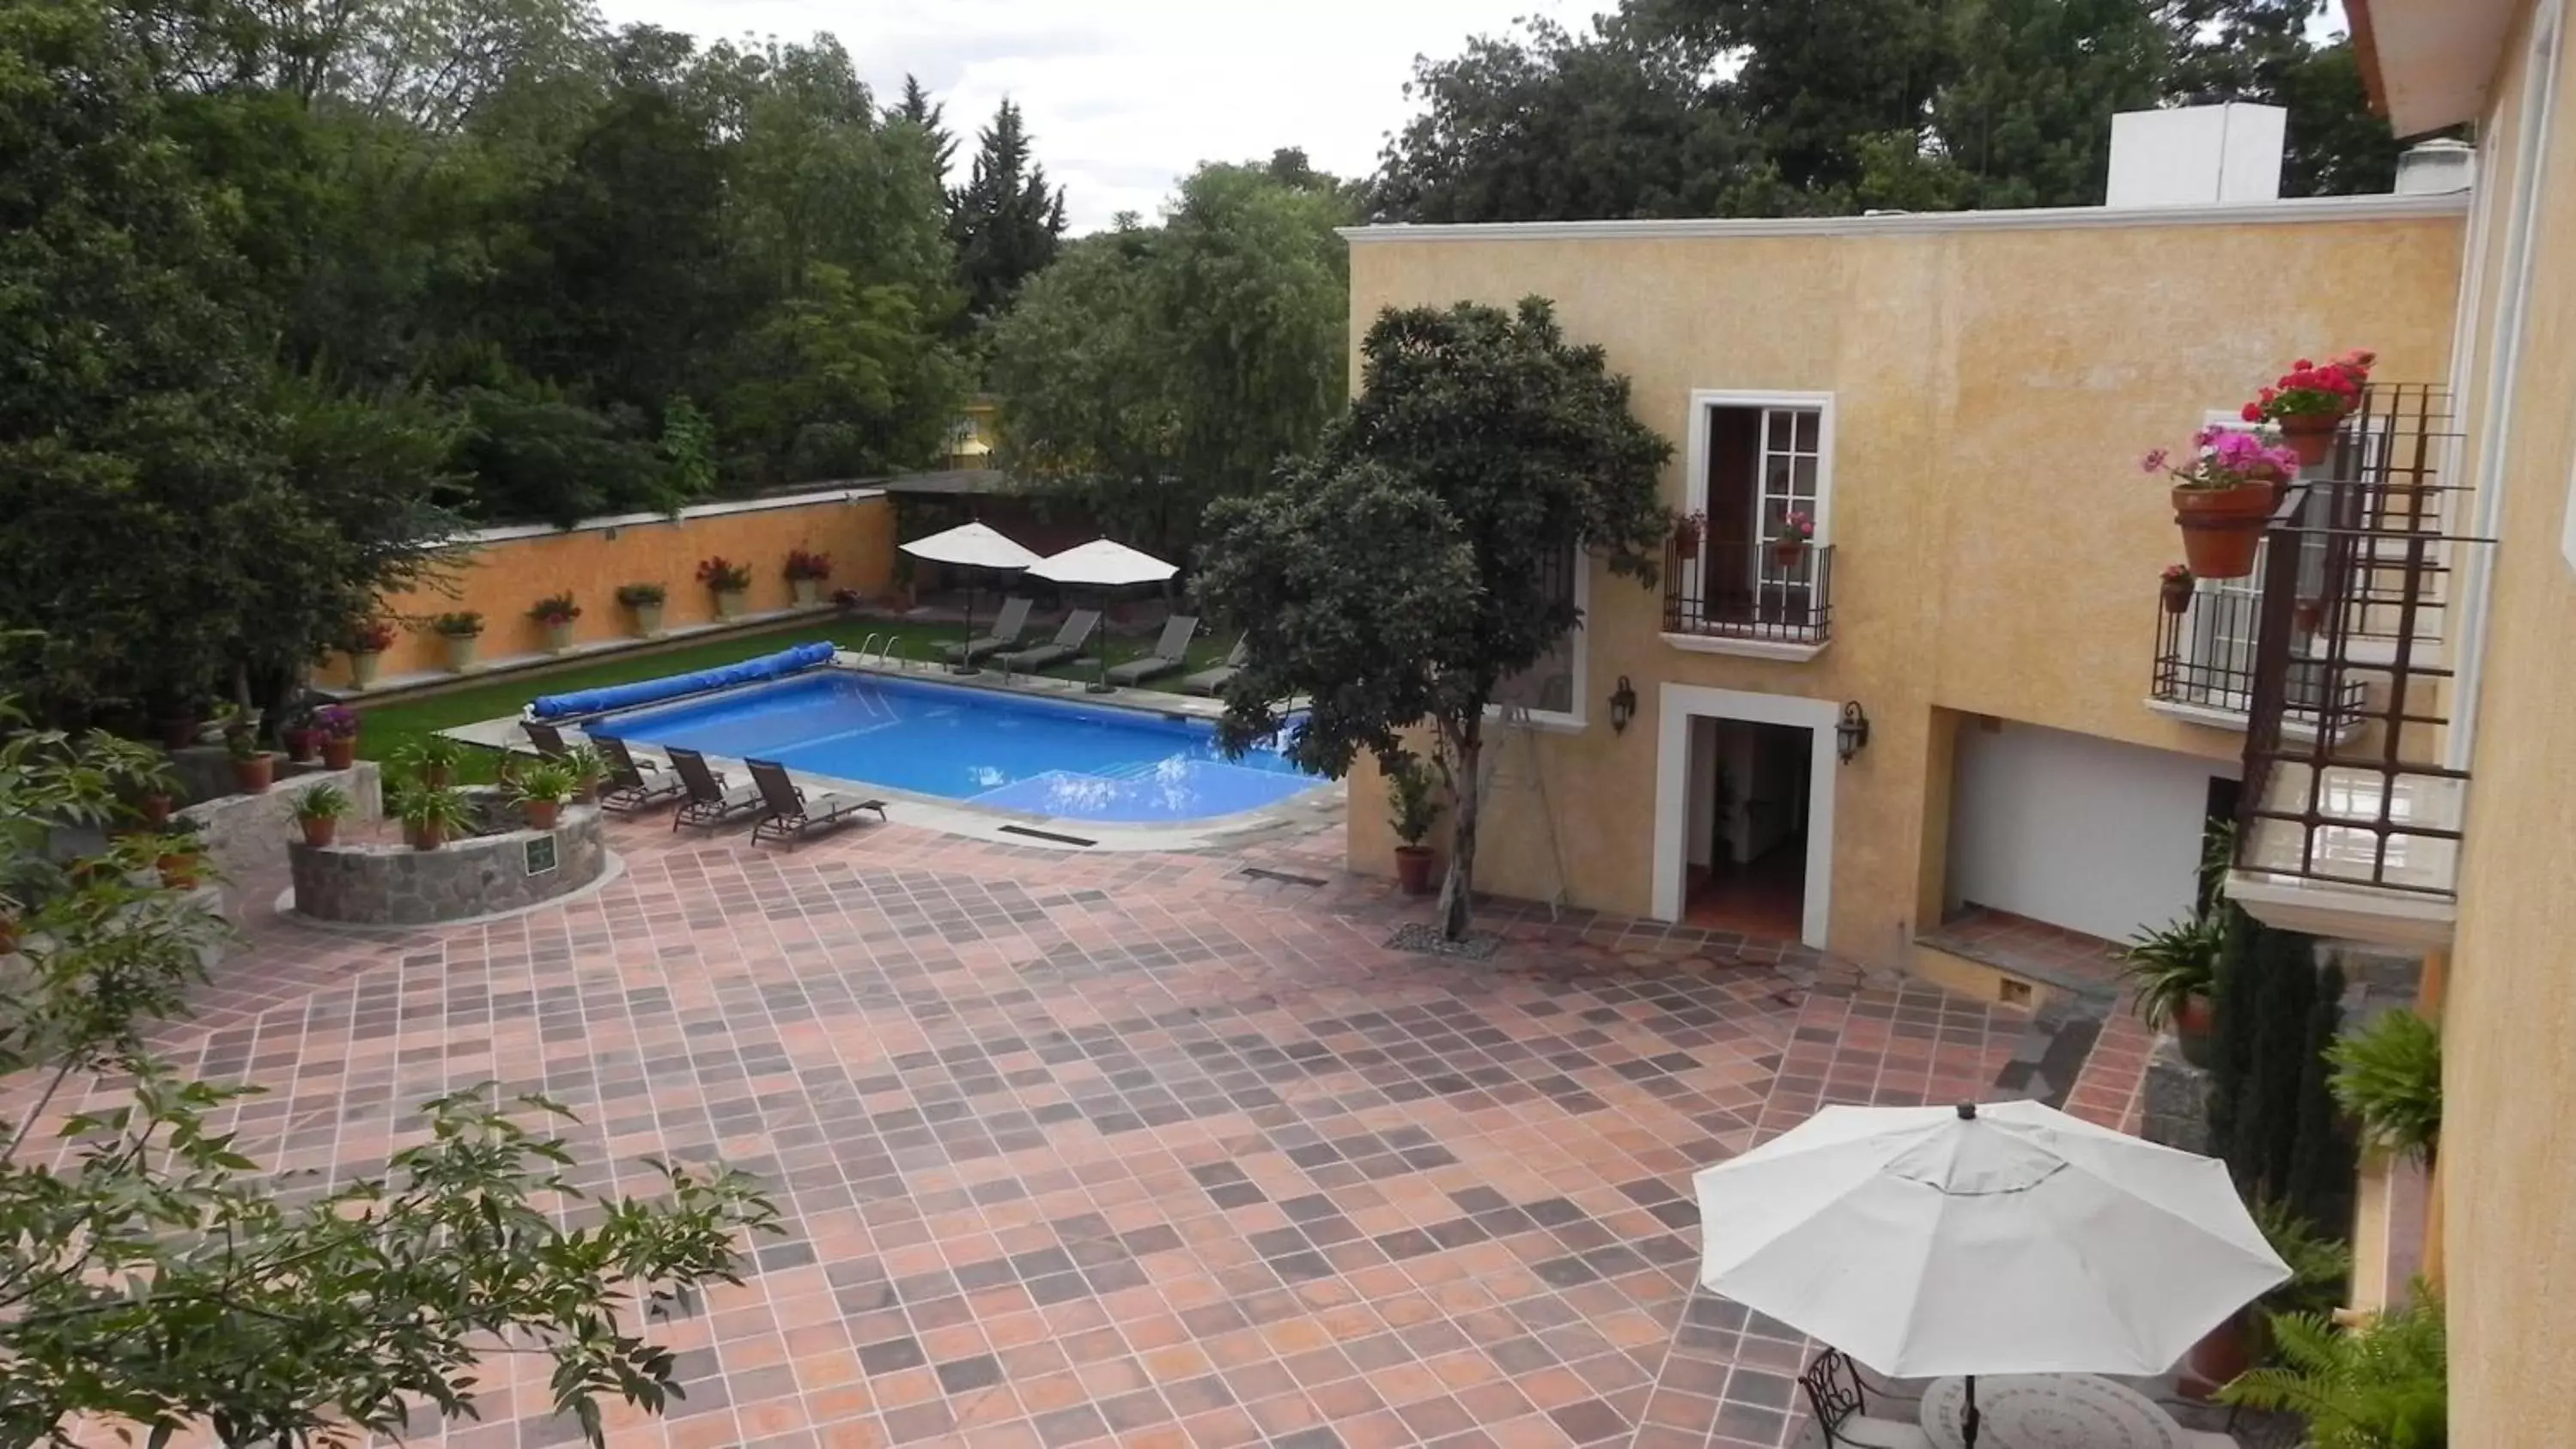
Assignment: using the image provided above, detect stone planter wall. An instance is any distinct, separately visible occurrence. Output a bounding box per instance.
[289,804,607,925]
[178,761,383,893]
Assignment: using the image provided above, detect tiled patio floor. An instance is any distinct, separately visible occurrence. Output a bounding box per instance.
[27,814,2154,1449]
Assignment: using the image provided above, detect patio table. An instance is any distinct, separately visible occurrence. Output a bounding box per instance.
[1918,1374,2186,1449]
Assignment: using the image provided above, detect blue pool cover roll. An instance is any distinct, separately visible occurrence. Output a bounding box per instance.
[526,641,836,720]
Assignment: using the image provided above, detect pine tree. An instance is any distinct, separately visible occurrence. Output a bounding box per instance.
[949,98,1066,319]
[2286,961,2360,1228]
[890,74,957,180]
[2208,902,2264,1159]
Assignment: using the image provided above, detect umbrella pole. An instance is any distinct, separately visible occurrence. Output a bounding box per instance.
[957,579,978,676]
[1963,1375,1980,1449]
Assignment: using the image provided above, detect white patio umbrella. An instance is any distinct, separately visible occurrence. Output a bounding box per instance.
[901,523,1040,669]
[1029,540,1178,691]
[1694,1100,2289,1448]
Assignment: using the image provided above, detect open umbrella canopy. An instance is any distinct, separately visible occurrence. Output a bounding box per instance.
[1028,538,1176,588]
[900,522,1040,572]
[1693,1100,2289,1380]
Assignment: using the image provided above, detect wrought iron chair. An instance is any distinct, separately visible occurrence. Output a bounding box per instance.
[1798,1349,1931,1448]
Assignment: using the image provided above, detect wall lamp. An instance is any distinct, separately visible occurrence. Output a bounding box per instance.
[1608,676,1638,734]
[1837,701,1872,762]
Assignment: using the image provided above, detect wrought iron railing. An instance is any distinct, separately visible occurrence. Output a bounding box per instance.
[2150,557,2369,724]
[1662,537,1835,645]
[2235,383,2485,898]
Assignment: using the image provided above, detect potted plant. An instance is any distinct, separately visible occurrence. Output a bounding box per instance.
[433,611,485,673]
[2243,349,2373,467]
[2159,564,2196,615]
[1769,510,1815,569]
[293,783,352,847]
[697,557,752,619]
[347,618,398,689]
[511,761,577,829]
[1385,753,1445,896]
[279,707,319,765]
[530,592,581,653]
[1671,510,1706,561]
[396,734,466,788]
[617,582,667,638]
[2142,427,2304,579]
[126,752,179,828]
[2117,912,2222,1063]
[558,743,609,804]
[313,704,361,769]
[156,820,206,888]
[785,549,833,608]
[394,783,474,851]
[2188,1199,2357,1391]
[2328,1008,2442,1167]
[225,718,275,794]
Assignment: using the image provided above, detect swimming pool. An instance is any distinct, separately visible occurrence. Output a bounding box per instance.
[596,670,1322,824]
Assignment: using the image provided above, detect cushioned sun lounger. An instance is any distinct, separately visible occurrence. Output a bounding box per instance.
[997,609,1100,672]
[746,759,886,846]
[1105,615,1198,687]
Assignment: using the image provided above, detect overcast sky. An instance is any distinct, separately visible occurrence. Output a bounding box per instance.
[592,0,1579,232]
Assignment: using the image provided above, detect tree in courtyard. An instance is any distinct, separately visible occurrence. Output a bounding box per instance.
[949,98,1066,320]
[0,705,778,1445]
[1194,299,1672,940]
[889,74,958,179]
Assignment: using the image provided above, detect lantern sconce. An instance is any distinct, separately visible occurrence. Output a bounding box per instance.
[1837,701,1871,763]
[1608,676,1638,734]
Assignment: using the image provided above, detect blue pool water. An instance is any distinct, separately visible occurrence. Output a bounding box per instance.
[597,671,1321,823]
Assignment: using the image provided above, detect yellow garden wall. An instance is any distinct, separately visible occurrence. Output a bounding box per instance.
[322,489,896,683]
[1342,200,2464,969]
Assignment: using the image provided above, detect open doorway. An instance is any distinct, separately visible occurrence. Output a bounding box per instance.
[1683,718,1814,937]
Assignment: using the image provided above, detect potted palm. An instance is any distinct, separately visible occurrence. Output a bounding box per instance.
[394,783,475,851]
[530,592,581,654]
[1385,753,1445,896]
[512,761,577,829]
[697,557,752,619]
[1769,510,1815,569]
[617,582,667,638]
[292,783,351,847]
[224,718,275,794]
[396,734,466,788]
[2142,427,2304,579]
[346,618,398,689]
[433,611,485,672]
[785,549,833,608]
[313,704,361,769]
[2160,564,2196,615]
[558,743,609,804]
[2244,349,2372,466]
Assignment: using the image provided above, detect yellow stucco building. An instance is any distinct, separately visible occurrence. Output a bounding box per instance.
[1340,2,2574,1435]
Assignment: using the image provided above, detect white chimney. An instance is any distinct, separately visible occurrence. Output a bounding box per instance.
[2395,138,2476,195]
[2105,104,2287,208]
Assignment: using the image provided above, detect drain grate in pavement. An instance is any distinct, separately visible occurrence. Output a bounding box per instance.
[1237,866,1327,888]
[997,824,1097,847]
[1386,923,1502,960]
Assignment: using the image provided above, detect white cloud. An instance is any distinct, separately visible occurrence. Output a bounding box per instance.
[591,0,1578,231]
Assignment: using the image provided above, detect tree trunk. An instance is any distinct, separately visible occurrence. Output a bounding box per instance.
[1437,716,1483,941]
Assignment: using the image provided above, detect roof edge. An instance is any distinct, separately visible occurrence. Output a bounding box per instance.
[2347,0,2393,120]
[1339,191,2470,246]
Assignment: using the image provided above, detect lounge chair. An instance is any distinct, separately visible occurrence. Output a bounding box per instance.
[941,597,1035,665]
[665,746,762,833]
[1105,615,1199,688]
[746,759,886,846]
[590,735,683,815]
[997,609,1100,673]
[523,720,570,758]
[1180,639,1249,696]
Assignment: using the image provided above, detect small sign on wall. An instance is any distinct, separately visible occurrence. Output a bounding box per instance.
[524,834,558,876]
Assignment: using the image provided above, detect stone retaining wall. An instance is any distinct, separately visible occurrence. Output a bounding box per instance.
[179,761,383,894]
[289,804,607,925]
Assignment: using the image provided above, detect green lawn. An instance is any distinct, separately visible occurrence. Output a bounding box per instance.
[353,613,1237,783]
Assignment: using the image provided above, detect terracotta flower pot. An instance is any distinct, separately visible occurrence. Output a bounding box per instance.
[2293,597,2327,634]
[349,651,381,689]
[406,821,446,852]
[2174,995,2218,1068]
[630,601,665,638]
[542,620,576,654]
[793,578,821,608]
[2160,575,2195,615]
[0,915,17,955]
[231,753,276,795]
[300,816,337,848]
[1770,540,1807,569]
[1394,844,1438,896]
[138,793,173,827]
[1673,530,1701,561]
[2172,482,2276,580]
[158,716,199,750]
[2183,1311,2254,1399]
[320,737,355,770]
[158,853,203,889]
[283,727,319,764]
[524,799,562,830]
[2277,411,2342,467]
[714,589,747,621]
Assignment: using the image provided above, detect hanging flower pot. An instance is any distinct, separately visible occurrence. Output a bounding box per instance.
[1769,539,1807,569]
[2160,567,2195,615]
[2276,411,2342,467]
[1670,512,1704,562]
[2171,482,2276,579]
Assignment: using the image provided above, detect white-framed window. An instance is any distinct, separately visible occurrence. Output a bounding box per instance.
[1684,390,1838,547]
[1492,542,1588,730]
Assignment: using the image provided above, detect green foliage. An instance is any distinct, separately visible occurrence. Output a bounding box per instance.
[291,783,353,822]
[557,743,610,792]
[988,162,1351,561]
[432,610,486,638]
[2251,1197,2355,1320]
[616,582,667,608]
[2117,912,2221,1030]
[531,592,581,623]
[511,760,579,804]
[2219,1285,2448,1449]
[392,780,477,834]
[0,702,777,1443]
[1384,753,1447,846]
[2208,910,2358,1231]
[1195,298,1671,939]
[2329,1009,2443,1166]
[394,734,469,778]
[950,99,1065,320]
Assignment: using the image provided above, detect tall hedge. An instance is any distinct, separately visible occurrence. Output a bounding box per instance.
[2208,908,2359,1231]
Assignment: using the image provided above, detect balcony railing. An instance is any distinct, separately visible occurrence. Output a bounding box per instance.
[2234,383,2485,911]
[2150,558,2369,727]
[1662,537,1834,646]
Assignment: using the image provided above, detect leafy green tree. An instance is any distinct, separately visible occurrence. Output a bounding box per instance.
[1931,0,2170,208]
[2166,0,2406,197]
[949,98,1065,318]
[1194,299,1672,939]
[0,708,776,1446]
